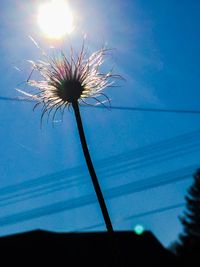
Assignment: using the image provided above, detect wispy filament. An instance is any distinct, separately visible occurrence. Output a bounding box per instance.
[17,43,119,125]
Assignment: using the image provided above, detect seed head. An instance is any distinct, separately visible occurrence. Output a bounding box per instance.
[17,43,119,124]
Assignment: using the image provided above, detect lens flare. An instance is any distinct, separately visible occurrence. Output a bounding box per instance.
[134,224,145,235]
[37,0,74,39]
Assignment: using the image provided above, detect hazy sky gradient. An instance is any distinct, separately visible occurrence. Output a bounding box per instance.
[0,0,200,246]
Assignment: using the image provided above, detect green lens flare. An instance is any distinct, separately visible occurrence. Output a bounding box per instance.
[134,224,144,235]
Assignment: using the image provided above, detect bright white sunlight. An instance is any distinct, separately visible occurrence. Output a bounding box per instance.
[37,0,74,39]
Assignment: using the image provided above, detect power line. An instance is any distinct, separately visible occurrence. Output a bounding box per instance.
[0,190,186,228]
[0,96,32,102]
[124,203,185,220]
[95,129,200,169]
[77,202,186,232]
[0,194,97,227]
[0,166,194,226]
[92,105,200,115]
[0,131,198,204]
[1,95,200,115]
[0,166,194,208]
[0,128,199,206]
[1,128,200,199]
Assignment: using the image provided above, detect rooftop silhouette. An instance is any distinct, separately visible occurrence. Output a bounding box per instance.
[0,230,177,266]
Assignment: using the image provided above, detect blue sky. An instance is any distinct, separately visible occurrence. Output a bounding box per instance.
[0,0,200,247]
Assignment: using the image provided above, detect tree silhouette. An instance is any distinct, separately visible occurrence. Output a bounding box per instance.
[173,168,200,263]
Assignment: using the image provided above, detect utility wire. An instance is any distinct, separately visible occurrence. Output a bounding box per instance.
[77,202,186,232]
[0,168,194,208]
[0,96,32,102]
[0,97,199,223]
[0,130,199,206]
[124,202,185,220]
[0,166,194,208]
[94,105,200,115]
[0,128,200,199]
[0,166,194,226]
[0,135,198,205]
[1,95,200,115]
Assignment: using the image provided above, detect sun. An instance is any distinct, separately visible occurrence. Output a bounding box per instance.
[37,0,74,40]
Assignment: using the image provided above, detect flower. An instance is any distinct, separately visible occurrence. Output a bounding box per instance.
[17,43,118,123]
[17,42,120,231]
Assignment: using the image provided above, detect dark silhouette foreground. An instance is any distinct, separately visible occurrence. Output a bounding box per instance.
[0,230,176,266]
[171,169,200,266]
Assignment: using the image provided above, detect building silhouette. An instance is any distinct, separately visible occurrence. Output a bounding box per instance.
[0,230,177,266]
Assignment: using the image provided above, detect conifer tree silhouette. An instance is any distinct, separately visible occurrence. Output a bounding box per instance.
[173,168,200,263]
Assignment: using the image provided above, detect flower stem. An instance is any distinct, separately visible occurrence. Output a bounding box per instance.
[72,101,114,232]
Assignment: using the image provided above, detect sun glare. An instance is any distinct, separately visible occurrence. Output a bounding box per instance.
[37,0,74,39]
